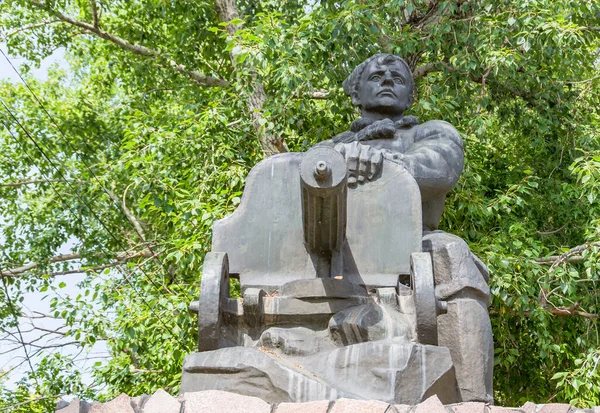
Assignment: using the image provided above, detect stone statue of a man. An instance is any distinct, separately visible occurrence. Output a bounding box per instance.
[320,53,494,403]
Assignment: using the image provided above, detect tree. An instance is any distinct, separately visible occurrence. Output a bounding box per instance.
[1,0,599,410]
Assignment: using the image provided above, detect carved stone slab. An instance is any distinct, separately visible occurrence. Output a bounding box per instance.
[211,153,421,289]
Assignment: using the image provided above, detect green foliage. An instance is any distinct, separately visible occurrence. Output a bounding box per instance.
[1,0,599,410]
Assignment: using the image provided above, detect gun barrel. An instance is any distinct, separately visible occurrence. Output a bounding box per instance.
[300,147,347,252]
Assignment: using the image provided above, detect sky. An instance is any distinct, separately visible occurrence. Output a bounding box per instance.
[1,43,109,393]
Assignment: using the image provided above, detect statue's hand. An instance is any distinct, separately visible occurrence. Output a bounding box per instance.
[334,141,383,186]
[355,118,396,142]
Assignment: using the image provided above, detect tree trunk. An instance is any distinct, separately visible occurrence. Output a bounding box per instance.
[214,0,288,156]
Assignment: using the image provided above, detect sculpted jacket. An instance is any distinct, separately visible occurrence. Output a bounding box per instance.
[323,117,465,231]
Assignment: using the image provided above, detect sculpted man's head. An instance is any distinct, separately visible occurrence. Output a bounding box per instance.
[343,54,414,121]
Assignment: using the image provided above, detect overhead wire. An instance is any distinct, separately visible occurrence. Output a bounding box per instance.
[0,110,179,341]
[0,48,174,290]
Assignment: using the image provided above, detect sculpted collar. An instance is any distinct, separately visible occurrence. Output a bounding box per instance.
[350,115,420,132]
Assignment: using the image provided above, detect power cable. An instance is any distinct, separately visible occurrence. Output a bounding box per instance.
[0,48,173,287]
[0,111,179,340]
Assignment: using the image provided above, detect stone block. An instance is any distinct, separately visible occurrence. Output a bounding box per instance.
[143,389,180,413]
[393,405,412,413]
[183,390,270,413]
[279,278,367,298]
[259,326,318,355]
[329,398,390,413]
[263,295,368,317]
[89,394,134,413]
[57,398,80,413]
[181,347,342,403]
[414,395,447,413]
[449,402,486,413]
[488,407,521,413]
[130,394,148,413]
[539,404,572,413]
[316,342,457,405]
[521,402,539,413]
[328,303,408,345]
[275,400,331,413]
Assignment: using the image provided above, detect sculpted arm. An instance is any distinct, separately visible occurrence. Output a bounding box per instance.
[394,121,464,201]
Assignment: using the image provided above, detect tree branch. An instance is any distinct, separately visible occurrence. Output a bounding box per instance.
[28,0,229,87]
[1,19,60,40]
[0,248,153,278]
[107,185,147,243]
[2,253,80,276]
[214,0,288,155]
[89,0,99,29]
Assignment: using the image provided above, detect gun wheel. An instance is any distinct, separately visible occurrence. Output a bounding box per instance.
[198,252,230,352]
[411,252,438,345]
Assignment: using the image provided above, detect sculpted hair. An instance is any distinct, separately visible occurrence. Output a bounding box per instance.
[342,54,414,101]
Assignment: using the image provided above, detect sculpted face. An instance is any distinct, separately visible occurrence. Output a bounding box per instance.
[353,58,412,118]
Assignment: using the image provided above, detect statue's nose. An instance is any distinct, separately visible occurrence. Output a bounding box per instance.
[381,71,394,85]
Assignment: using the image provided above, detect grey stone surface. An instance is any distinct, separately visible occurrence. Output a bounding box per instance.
[262,295,369,317]
[180,347,342,403]
[413,395,447,413]
[142,389,180,413]
[279,278,366,299]
[183,390,270,413]
[449,402,486,413]
[488,407,521,413]
[186,53,494,406]
[300,146,347,253]
[539,405,572,413]
[521,402,539,413]
[329,398,390,413]
[89,394,134,413]
[437,298,493,403]
[57,398,80,413]
[130,394,148,413]
[328,303,409,345]
[197,252,229,352]
[275,400,331,413]
[259,326,319,355]
[315,342,457,404]
[393,405,412,413]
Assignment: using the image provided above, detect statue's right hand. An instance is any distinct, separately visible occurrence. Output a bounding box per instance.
[334,141,383,186]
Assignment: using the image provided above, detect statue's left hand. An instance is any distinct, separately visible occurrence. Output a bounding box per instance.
[334,141,383,186]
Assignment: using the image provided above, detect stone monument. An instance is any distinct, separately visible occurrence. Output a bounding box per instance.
[181,53,494,405]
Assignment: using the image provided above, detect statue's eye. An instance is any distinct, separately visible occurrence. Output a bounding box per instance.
[394,77,405,84]
[369,75,381,82]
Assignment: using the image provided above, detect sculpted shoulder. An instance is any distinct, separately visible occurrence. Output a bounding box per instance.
[414,119,463,149]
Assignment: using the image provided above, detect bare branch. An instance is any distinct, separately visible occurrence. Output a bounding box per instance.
[536,224,566,235]
[535,256,585,266]
[28,0,229,87]
[1,20,60,40]
[310,90,330,99]
[565,74,600,85]
[2,253,80,276]
[30,325,68,336]
[89,0,99,29]
[1,248,153,278]
[122,184,146,242]
[131,368,163,374]
[0,393,66,412]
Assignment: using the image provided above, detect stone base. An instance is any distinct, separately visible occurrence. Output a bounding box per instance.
[55,392,600,413]
[180,340,457,405]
